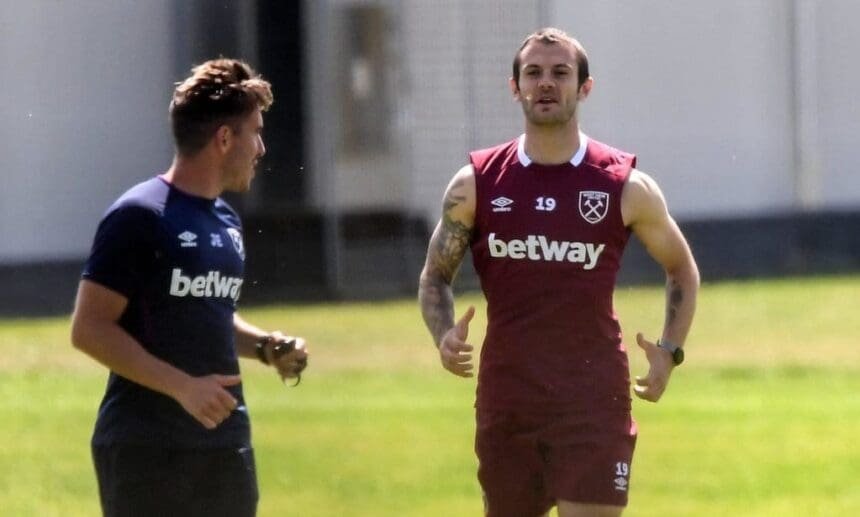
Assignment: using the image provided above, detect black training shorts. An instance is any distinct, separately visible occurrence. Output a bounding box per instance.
[92,445,258,517]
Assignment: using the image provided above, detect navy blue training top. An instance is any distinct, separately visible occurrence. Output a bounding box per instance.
[83,176,250,448]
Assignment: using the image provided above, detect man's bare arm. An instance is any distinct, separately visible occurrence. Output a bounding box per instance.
[70,280,240,428]
[623,170,700,347]
[622,169,700,401]
[418,165,476,346]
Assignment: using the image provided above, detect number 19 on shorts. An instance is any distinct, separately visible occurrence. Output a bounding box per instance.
[613,462,630,492]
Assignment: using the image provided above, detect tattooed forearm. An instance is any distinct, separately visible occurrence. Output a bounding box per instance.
[418,178,474,346]
[665,278,683,327]
[419,273,455,346]
[419,221,473,345]
[661,263,698,348]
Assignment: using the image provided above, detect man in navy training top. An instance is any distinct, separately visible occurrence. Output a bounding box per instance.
[71,58,308,517]
[419,28,699,517]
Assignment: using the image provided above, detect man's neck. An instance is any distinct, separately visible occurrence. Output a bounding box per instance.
[522,121,581,165]
[162,154,222,199]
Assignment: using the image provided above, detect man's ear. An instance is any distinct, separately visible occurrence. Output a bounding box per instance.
[509,76,521,101]
[215,125,233,153]
[578,76,594,101]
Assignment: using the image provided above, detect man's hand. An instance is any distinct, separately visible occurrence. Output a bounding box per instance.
[633,333,674,402]
[438,306,475,377]
[263,332,309,384]
[173,374,241,429]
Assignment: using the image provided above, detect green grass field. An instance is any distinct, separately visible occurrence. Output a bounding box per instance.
[1,275,859,516]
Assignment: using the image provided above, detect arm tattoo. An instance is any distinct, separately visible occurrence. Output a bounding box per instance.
[431,177,473,284]
[435,208,472,282]
[418,271,455,346]
[418,179,474,345]
[666,279,683,326]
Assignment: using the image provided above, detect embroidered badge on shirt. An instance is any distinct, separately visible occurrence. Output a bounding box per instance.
[579,191,609,224]
[226,228,245,260]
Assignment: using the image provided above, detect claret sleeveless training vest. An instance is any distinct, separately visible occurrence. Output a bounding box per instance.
[470,133,636,412]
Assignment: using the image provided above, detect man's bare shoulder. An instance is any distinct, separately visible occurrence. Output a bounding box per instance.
[621,168,668,227]
[449,164,475,188]
[443,164,476,223]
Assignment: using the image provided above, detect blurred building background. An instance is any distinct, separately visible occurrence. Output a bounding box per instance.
[1,0,858,315]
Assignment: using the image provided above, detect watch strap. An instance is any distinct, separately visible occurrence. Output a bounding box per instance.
[255,336,271,365]
[657,338,684,365]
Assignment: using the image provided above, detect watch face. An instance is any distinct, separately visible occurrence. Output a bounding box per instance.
[673,347,685,365]
[659,340,684,366]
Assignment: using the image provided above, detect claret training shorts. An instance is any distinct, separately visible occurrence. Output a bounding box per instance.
[476,408,637,517]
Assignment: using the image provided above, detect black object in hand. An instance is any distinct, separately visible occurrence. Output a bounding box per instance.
[272,338,305,386]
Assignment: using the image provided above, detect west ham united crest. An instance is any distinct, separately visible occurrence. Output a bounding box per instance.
[578,191,609,224]
[226,228,245,260]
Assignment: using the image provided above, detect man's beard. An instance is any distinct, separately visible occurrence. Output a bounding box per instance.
[522,101,576,127]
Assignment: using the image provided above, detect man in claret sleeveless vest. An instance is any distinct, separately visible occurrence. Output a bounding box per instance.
[419,28,699,517]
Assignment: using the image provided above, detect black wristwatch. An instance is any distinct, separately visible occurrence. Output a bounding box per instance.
[255,336,272,365]
[657,339,684,366]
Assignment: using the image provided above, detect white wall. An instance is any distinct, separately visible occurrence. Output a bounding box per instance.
[308,0,542,214]
[403,0,860,224]
[552,1,798,219]
[3,1,858,265]
[814,0,860,208]
[402,0,541,222]
[0,1,174,263]
[304,0,410,211]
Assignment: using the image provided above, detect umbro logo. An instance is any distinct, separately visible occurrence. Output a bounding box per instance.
[614,476,628,491]
[178,231,197,248]
[491,196,514,213]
